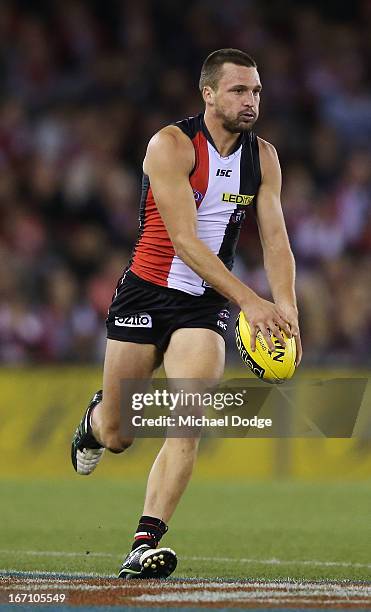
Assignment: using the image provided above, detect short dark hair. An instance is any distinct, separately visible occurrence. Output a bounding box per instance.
[199,48,257,92]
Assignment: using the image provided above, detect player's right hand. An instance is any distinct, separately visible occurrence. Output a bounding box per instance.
[240,295,292,352]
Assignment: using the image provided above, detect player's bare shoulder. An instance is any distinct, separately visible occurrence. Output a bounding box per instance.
[144,125,195,176]
[257,136,281,186]
[257,137,280,169]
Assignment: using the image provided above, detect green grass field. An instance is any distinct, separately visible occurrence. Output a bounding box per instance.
[1,478,370,581]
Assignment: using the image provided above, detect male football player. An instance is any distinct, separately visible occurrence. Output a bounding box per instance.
[71,48,302,578]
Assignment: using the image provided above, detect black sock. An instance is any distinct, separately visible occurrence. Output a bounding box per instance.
[131,515,168,550]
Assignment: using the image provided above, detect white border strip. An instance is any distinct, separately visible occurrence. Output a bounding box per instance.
[0,549,371,570]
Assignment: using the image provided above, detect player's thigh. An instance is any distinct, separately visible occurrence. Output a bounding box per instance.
[101,339,161,427]
[163,329,224,439]
[163,328,225,379]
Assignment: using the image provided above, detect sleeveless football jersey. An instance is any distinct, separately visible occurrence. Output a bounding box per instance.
[128,113,261,297]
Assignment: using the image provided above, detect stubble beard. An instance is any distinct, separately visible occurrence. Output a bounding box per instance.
[216,106,257,133]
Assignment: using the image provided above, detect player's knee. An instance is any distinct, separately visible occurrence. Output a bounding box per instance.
[166,436,200,454]
[101,430,134,453]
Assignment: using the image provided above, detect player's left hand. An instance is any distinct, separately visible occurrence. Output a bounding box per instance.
[276,303,302,367]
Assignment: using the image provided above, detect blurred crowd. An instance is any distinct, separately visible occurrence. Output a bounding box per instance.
[0,0,370,365]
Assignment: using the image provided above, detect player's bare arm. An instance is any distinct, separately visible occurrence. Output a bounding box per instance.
[144,126,292,354]
[256,138,302,365]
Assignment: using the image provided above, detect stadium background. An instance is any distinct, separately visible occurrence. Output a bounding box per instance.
[1,0,371,584]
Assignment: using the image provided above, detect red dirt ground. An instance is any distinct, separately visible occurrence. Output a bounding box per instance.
[2,576,371,608]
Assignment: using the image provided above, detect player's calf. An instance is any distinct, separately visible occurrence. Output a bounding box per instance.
[99,429,134,453]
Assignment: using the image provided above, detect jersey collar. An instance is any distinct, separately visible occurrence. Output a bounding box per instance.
[200,114,245,157]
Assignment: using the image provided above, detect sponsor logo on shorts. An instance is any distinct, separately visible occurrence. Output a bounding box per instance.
[217,309,230,331]
[115,313,152,328]
[218,309,230,320]
[222,193,254,205]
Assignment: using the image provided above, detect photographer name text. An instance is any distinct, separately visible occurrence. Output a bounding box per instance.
[131,415,272,429]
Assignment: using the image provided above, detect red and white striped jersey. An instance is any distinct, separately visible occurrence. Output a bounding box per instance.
[128,113,261,297]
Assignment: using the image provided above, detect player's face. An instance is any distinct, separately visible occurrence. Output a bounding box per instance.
[207,64,261,133]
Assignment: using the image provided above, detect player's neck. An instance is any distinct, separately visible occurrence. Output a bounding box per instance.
[203,112,241,157]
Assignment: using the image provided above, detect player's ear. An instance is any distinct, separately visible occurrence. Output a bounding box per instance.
[202,86,215,106]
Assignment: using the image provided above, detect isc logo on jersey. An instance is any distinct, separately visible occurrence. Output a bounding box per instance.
[115,313,152,328]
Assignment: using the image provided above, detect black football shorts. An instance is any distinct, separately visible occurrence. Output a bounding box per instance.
[106,271,231,352]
